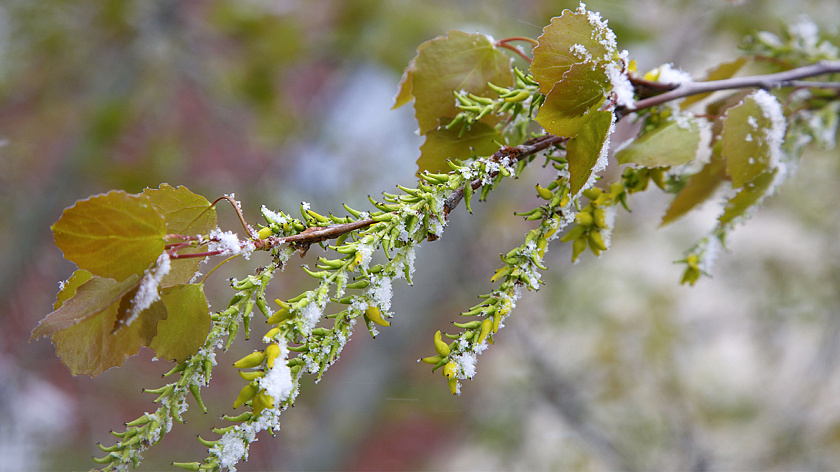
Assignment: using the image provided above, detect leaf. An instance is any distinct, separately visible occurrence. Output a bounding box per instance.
[535,62,610,138]
[718,169,778,225]
[31,270,165,377]
[531,7,616,94]
[417,122,505,174]
[616,117,702,167]
[52,190,167,281]
[410,30,513,134]
[721,91,785,188]
[681,58,748,109]
[31,271,140,340]
[566,110,614,195]
[661,152,727,226]
[149,284,211,362]
[142,184,217,287]
[392,62,414,110]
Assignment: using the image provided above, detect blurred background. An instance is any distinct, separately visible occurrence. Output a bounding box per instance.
[2,0,840,470]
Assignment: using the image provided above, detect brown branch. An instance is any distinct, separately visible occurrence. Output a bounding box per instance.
[443,134,568,217]
[211,195,257,239]
[619,60,840,118]
[253,218,378,251]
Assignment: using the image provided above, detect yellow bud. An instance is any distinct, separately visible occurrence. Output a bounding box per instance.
[447,378,459,395]
[575,211,594,227]
[257,227,273,239]
[265,343,281,369]
[593,207,607,229]
[535,184,553,200]
[492,311,501,333]
[433,330,451,357]
[476,318,492,344]
[582,187,601,201]
[572,236,588,262]
[238,370,265,381]
[232,383,258,409]
[264,327,280,340]
[266,308,293,324]
[504,89,531,102]
[364,306,390,327]
[588,231,607,252]
[233,351,266,369]
[421,355,443,365]
[443,361,458,379]
[251,391,274,415]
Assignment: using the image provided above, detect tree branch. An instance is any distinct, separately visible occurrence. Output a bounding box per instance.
[443,134,568,216]
[620,60,840,117]
[253,218,378,251]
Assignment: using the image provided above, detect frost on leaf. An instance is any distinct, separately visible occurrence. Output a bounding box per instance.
[531,4,617,94]
[51,190,167,281]
[718,168,779,225]
[394,30,513,135]
[722,90,786,188]
[566,110,614,195]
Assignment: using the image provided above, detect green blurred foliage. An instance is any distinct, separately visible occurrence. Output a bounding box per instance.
[2,0,840,470]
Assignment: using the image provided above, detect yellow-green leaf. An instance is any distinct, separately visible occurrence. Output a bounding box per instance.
[31,270,166,377]
[616,117,702,167]
[52,190,167,281]
[417,122,505,174]
[149,284,211,362]
[566,110,614,195]
[142,184,217,287]
[721,91,786,188]
[718,169,777,225]
[410,30,513,134]
[31,271,139,340]
[392,62,414,110]
[535,62,610,138]
[531,6,617,94]
[661,151,727,226]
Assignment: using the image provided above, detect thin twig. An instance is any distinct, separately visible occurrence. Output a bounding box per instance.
[496,37,537,64]
[620,60,840,117]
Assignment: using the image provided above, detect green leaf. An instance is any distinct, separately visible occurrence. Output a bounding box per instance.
[149,284,211,362]
[52,190,167,281]
[417,122,505,174]
[718,169,778,225]
[566,110,614,195]
[31,270,165,377]
[681,58,748,109]
[142,184,217,287]
[661,152,727,226]
[535,62,610,138]
[616,117,703,167]
[531,6,616,94]
[409,30,513,134]
[721,91,785,188]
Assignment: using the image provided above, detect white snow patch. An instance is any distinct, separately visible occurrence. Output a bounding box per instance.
[125,253,171,325]
[655,63,693,85]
